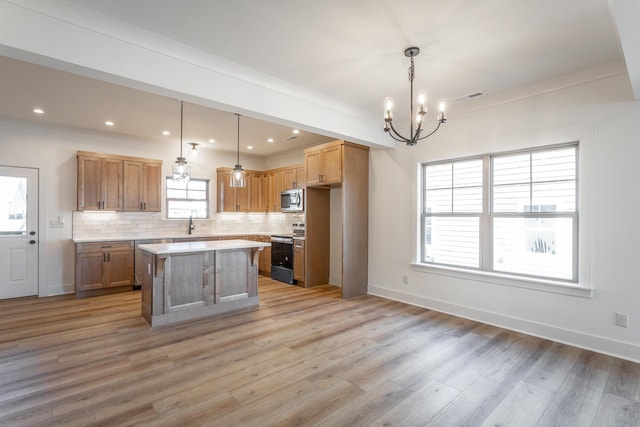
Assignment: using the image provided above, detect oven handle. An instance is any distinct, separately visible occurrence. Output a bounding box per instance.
[271,236,294,244]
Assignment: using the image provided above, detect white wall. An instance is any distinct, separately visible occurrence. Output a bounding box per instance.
[0,118,298,296]
[368,72,640,362]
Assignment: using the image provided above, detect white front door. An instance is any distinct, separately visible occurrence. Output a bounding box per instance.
[0,166,38,299]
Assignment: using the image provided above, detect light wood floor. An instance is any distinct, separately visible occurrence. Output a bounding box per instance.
[0,277,639,426]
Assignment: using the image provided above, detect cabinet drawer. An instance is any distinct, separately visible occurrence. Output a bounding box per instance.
[76,241,134,253]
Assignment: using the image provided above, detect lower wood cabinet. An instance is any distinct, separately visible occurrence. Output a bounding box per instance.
[75,241,134,297]
[293,238,305,283]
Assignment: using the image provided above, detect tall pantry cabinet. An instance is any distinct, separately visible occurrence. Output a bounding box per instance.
[304,139,369,298]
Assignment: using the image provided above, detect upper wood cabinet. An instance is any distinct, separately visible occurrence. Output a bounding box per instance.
[216,163,303,213]
[77,151,162,212]
[123,160,162,212]
[304,141,342,186]
[77,155,123,211]
[250,172,268,213]
[217,168,252,212]
[282,165,305,190]
[267,170,282,212]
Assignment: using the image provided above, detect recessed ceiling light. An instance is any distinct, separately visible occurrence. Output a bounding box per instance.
[292,129,300,134]
[247,146,254,150]
[105,121,114,127]
[267,138,274,143]
[33,108,45,114]
[209,139,215,143]
[162,130,170,136]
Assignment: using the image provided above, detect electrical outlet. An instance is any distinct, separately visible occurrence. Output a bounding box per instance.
[615,312,629,328]
[402,275,409,285]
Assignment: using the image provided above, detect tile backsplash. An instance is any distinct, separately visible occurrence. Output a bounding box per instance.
[72,211,304,239]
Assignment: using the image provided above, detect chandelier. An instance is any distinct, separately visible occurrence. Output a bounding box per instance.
[384,47,447,146]
[172,100,191,181]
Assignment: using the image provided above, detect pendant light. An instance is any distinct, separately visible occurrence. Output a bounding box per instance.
[172,100,191,182]
[230,113,246,187]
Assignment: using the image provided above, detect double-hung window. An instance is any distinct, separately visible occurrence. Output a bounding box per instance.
[421,144,578,282]
[166,177,209,219]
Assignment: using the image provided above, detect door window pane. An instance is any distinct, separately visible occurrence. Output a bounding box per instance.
[0,176,27,235]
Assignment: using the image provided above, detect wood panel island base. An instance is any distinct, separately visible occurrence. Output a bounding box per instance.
[138,239,269,327]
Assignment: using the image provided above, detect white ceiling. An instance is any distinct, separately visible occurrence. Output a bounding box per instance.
[0,0,637,157]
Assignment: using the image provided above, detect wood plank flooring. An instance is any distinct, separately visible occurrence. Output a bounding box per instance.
[0,277,638,426]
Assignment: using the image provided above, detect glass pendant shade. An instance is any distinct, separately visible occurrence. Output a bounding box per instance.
[172,156,191,182]
[230,164,245,187]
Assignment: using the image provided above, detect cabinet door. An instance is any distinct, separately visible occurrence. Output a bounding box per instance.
[107,249,134,287]
[251,173,266,212]
[124,161,162,212]
[293,239,305,282]
[267,171,282,212]
[217,170,236,212]
[294,166,305,189]
[123,160,143,211]
[282,168,296,190]
[321,145,342,184]
[236,171,251,212]
[261,246,271,274]
[76,251,106,291]
[77,156,102,210]
[102,158,123,211]
[305,150,323,186]
[143,163,162,212]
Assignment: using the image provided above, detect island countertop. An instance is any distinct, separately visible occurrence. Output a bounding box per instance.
[138,239,270,255]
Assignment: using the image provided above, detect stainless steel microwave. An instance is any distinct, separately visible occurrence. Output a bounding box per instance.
[281,188,304,212]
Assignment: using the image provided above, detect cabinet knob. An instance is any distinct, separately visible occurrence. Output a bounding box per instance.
[29,240,36,245]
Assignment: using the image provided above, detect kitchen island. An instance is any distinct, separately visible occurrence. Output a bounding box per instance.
[138,239,269,327]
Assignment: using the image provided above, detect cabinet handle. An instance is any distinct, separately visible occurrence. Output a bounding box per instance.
[107,253,111,262]
[103,253,107,262]
[319,174,324,182]
[143,202,147,210]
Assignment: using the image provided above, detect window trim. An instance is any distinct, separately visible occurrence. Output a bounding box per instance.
[419,142,583,288]
[165,177,210,219]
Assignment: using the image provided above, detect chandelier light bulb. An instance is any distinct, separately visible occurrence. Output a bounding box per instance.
[418,91,427,114]
[384,97,393,121]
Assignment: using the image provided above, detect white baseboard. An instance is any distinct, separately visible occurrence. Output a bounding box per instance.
[368,284,640,363]
[41,283,74,297]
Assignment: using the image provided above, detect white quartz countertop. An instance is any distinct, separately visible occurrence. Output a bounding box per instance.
[72,232,272,243]
[138,239,270,255]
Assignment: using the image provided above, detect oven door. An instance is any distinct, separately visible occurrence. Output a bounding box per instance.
[271,238,293,269]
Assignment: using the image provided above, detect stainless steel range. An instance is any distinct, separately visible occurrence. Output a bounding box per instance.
[271,234,295,284]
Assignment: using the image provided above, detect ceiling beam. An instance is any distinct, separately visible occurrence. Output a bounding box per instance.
[0,0,393,149]
[609,0,640,99]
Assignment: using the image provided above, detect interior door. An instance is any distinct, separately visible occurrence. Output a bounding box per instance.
[0,166,38,299]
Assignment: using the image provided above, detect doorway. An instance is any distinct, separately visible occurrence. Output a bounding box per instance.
[0,166,39,299]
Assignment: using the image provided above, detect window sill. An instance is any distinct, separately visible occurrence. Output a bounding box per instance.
[410,263,593,298]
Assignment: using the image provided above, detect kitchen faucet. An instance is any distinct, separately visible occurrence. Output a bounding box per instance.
[188,216,195,234]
